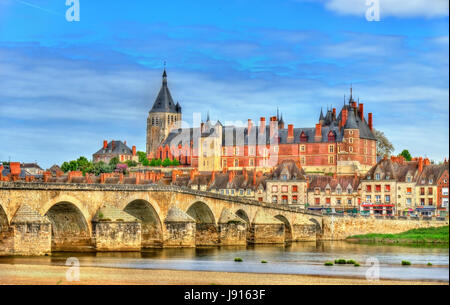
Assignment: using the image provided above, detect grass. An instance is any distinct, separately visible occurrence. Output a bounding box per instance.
[234,257,243,262]
[346,226,449,244]
[401,260,411,266]
[324,262,334,266]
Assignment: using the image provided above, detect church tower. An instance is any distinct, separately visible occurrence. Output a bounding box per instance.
[146,69,182,155]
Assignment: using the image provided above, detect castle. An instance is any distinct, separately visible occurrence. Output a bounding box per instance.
[146,70,377,175]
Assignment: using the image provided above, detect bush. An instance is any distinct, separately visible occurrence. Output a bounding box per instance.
[324,262,334,266]
[354,263,360,267]
[162,158,172,167]
[401,260,411,266]
[427,262,433,266]
[234,257,243,262]
[261,260,268,263]
[346,260,356,264]
[335,259,347,264]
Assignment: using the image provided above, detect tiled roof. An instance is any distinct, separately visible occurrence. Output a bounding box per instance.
[94,140,132,155]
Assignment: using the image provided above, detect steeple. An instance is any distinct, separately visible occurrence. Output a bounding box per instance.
[150,69,177,114]
[319,107,324,122]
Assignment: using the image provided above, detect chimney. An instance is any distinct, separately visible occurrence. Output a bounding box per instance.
[315,123,322,141]
[253,170,257,186]
[111,141,115,151]
[287,124,294,140]
[132,146,136,156]
[270,118,277,137]
[103,140,108,149]
[228,171,235,183]
[368,113,373,131]
[243,168,248,181]
[248,119,253,134]
[358,103,364,121]
[259,117,266,134]
[332,108,336,119]
[201,122,205,132]
[341,109,348,127]
[424,158,430,166]
[418,157,423,173]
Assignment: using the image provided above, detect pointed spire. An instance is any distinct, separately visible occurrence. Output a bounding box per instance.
[277,107,280,121]
[206,110,210,122]
[349,83,353,101]
[319,107,325,122]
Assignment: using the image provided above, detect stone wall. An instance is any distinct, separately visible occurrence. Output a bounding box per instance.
[320,215,449,240]
[218,222,247,246]
[93,222,141,251]
[249,223,285,244]
[11,223,51,256]
[163,221,196,248]
[292,224,317,241]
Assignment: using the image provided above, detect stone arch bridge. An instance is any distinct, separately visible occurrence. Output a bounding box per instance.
[0,182,322,255]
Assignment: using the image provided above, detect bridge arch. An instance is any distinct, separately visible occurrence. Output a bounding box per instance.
[44,201,91,251]
[235,209,250,224]
[124,199,163,248]
[186,201,218,246]
[0,204,8,232]
[275,214,293,243]
[309,218,322,232]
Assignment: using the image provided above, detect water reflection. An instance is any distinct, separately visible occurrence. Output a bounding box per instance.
[1,241,448,282]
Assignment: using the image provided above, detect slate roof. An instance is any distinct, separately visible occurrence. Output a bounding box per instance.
[268,159,306,181]
[94,140,133,155]
[150,70,180,114]
[416,164,449,186]
[308,175,359,191]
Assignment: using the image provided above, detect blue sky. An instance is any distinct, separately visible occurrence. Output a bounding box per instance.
[0,0,448,168]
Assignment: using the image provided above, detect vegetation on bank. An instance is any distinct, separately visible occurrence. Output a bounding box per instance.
[346,226,449,244]
[60,152,181,175]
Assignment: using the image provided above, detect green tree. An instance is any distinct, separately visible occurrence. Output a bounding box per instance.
[125,160,138,167]
[69,160,78,171]
[61,161,70,173]
[162,158,172,167]
[109,157,119,167]
[171,158,180,166]
[76,156,91,173]
[373,129,394,158]
[399,149,412,161]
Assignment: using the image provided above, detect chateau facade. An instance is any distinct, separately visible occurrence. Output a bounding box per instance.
[146,70,377,175]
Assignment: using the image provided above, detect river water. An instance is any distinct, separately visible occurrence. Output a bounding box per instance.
[0,242,448,282]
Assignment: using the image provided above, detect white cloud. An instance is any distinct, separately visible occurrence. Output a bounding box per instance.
[323,0,449,18]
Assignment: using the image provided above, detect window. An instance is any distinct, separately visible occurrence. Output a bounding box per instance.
[282,175,287,181]
[336,187,342,194]
[314,188,320,195]
[366,185,372,192]
[349,138,353,143]
[315,198,320,205]
[249,159,254,166]
[429,178,433,184]
[234,159,239,167]
[282,195,288,204]
[300,145,306,152]
[301,156,306,164]
[326,198,331,204]
[247,190,251,195]
[366,195,371,202]
[292,185,298,192]
[375,185,381,192]
[239,190,244,195]
[336,199,341,205]
[231,190,235,195]
[385,185,390,192]
[443,188,449,196]
[272,196,278,203]
[249,147,255,156]
[347,199,352,205]
[375,173,380,180]
[328,145,334,153]
[406,187,412,194]
[328,155,334,164]
[420,187,425,195]
[349,146,353,152]
[420,198,425,206]
[234,147,239,155]
[292,195,298,204]
[406,176,411,182]
[385,195,390,203]
[428,187,433,195]
[272,185,278,192]
[406,198,412,205]
[375,195,381,203]
[442,198,448,208]
[281,185,288,193]
[428,198,433,206]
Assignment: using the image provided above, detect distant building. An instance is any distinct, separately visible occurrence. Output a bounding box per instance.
[21,163,44,176]
[93,140,138,164]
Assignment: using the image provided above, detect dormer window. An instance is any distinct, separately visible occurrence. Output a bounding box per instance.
[300,131,308,143]
[328,131,335,142]
[367,175,371,180]
[386,175,390,180]
[375,173,380,180]
[406,176,411,183]
[282,175,288,181]
[429,178,433,184]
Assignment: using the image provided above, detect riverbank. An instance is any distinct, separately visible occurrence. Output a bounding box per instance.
[0,264,446,285]
[346,226,449,244]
